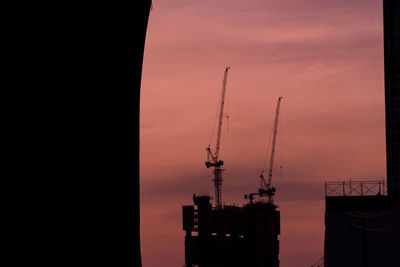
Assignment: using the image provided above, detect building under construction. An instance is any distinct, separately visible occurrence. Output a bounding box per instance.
[183,195,280,267]
[323,1,400,266]
[182,67,282,267]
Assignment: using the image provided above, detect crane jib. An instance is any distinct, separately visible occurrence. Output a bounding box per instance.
[267,97,283,187]
[214,66,230,161]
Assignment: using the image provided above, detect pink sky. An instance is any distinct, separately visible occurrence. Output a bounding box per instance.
[140,0,386,266]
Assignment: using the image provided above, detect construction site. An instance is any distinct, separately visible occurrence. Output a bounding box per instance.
[182,67,282,267]
[181,1,399,266]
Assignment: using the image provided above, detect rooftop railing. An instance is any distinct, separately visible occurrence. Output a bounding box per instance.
[325,180,387,197]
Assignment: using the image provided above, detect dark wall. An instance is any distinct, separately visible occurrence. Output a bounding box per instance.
[324,197,400,267]
[384,0,400,198]
[136,1,152,266]
[22,1,153,265]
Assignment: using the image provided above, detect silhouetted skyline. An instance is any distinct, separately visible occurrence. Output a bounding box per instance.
[140,1,388,266]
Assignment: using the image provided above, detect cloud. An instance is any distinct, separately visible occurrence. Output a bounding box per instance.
[141,0,386,266]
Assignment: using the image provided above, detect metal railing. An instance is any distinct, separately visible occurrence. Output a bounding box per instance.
[325,180,387,197]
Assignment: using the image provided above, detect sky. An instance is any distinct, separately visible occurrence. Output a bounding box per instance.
[140,0,386,266]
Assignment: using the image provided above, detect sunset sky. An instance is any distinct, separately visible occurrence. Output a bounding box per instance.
[140,0,386,266]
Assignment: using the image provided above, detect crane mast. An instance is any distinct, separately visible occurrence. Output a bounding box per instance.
[245,97,283,204]
[206,66,230,209]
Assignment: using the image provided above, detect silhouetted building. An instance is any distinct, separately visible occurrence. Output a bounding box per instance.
[324,1,400,266]
[324,181,399,266]
[183,195,280,267]
[384,0,400,198]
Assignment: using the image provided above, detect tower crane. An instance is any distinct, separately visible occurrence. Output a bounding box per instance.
[245,97,283,204]
[205,66,230,210]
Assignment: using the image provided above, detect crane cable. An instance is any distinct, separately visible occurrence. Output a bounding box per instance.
[278,104,284,184]
[208,91,222,148]
[226,114,229,135]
